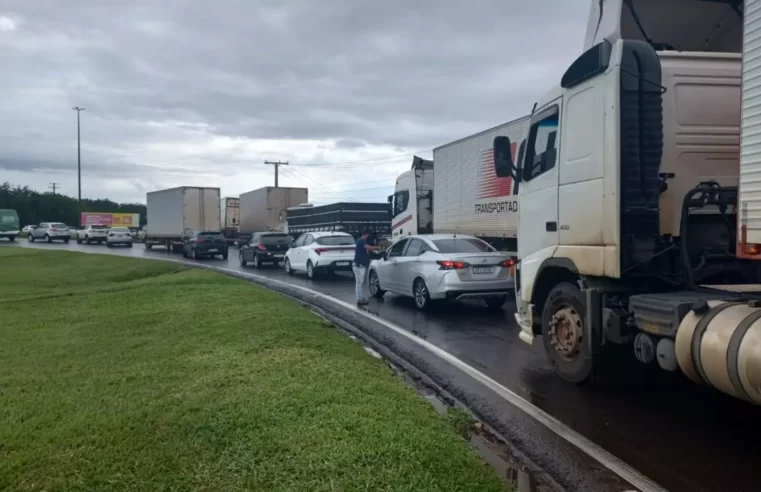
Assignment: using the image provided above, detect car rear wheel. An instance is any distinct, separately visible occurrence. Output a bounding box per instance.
[144,242,152,250]
[413,278,431,310]
[239,251,247,267]
[369,270,385,298]
[85,236,91,245]
[76,236,82,244]
[484,296,507,311]
[192,248,199,261]
[307,261,317,280]
[45,234,51,243]
[63,238,69,244]
[28,234,34,243]
[285,258,294,275]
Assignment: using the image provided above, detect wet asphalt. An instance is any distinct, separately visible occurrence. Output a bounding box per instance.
[4,239,761,492]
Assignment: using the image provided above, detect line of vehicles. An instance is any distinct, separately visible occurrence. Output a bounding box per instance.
[6,0,761,408]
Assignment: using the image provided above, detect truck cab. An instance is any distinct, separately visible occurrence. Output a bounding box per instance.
[390,156,434,240]
[493,0,761,403]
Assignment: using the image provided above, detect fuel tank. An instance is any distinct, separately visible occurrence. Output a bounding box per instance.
[675,300,761,405]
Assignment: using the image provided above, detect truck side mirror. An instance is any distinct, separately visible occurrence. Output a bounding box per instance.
[494,136,517,179]
[387,195,393,204]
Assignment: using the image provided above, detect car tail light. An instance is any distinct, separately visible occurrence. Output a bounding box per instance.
[314,247,328,255]
[196,237,205,244]
[437,260,469,270]
[500,259,516,268]
[257,244,267,250]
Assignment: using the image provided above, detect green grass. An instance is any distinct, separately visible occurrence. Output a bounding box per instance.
[0,249,505,492]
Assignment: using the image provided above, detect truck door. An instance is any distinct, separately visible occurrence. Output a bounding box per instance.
[517,104,561,264]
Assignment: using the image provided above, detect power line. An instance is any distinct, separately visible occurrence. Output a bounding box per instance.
[49,182,60,194]
[290,149,431,169]
[279,167,361,203]
[264,160,288,187]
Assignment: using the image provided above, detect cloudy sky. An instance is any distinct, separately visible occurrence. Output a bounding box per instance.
[1,1,589,205]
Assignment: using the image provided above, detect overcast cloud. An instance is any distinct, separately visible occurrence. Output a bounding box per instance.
[1,0,589,204]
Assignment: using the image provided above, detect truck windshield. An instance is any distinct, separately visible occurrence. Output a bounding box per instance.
[433,238,494,253]
[261,234,291,244]
[316,236,354,246]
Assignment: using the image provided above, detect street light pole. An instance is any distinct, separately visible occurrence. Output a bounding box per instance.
[73,107,85,202]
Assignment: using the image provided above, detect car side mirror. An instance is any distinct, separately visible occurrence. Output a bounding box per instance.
[494,136,520,180]
[380,251,387,260]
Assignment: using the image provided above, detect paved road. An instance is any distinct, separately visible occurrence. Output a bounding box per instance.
[6,239,761,492]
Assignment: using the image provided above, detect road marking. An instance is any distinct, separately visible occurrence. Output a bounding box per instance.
[209,266,665,492]
[18,245,663,492]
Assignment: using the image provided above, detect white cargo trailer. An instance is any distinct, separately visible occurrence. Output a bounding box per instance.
[221,197,240,230]
[145,186,221,252]
[238,187,308,242]
[390,115,530,252]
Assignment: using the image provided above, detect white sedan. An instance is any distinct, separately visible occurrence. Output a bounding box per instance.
[368,234,515,310]
[284,231,356,279]
[106,227,133,248]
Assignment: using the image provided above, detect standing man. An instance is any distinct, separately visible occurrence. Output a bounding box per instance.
[353,228,381,306]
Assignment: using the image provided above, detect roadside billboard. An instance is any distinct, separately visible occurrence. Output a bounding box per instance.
[80,212,140,227]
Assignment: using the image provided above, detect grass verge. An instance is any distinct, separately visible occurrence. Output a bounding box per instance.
[0,249,506,491]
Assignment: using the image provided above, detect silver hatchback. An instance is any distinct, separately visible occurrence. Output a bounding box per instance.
[368,234,515,310]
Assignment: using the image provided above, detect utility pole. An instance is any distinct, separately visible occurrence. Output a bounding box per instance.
[73,107,85,202]
[264,160,288,187]
[49,182,60,194]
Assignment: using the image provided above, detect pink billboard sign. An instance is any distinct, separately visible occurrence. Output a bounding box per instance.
[81,213,113,226]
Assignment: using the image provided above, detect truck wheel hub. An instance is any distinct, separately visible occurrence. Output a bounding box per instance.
[549,306,583,360]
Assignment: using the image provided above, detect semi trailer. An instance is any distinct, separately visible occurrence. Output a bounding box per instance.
[237,186,308,246]
[285,202,392,238]
[495,0,761,405]
[390,116,530,252]
[144,187,221,252]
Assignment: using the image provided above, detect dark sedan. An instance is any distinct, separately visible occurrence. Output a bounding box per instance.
[239,232,292,268]
[182,231,229,260]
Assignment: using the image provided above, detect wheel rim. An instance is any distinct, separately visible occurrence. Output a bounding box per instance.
[414,281,427,307]
[239,252,244,264]
[307,263,313,277]
[369,273,379,294]
[549,305,584,361]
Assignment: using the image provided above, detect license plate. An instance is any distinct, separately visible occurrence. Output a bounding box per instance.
[473,267,494,274]
[208,248,218,253]
[336,261,350,266]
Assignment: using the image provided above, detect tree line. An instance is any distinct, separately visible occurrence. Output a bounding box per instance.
[0,182,147,227]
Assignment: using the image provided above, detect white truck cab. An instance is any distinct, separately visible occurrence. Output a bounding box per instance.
[494,0,761,405]
[390,156,434,240]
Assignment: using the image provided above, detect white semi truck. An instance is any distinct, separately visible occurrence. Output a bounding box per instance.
[390,116,530,252]
[495,0,761,405]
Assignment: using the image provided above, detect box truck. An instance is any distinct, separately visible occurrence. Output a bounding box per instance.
[495,0,761,405]
[237,187,308,245]
[144,187,221,252]
[221,197,241,245]
[285,202,392,238]
[390,116,530,253]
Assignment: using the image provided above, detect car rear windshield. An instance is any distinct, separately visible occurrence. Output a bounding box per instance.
[315,236,354,246]
[199,232,224,238]
[260,234,292,244]
[91,225,109,230]
[433,238,495,253]
[51,223,67,228]
[110,227,129,232]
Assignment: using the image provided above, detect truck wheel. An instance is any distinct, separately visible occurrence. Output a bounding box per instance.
[145,242,152,250]
[285,258,294,275]
[541,282,593,384]
[369,270,385,298]
[63,238,70,244]
[8,236,15,242]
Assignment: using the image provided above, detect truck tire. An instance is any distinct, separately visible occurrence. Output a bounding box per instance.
[541,282,593,384]
[8,236,15,242]
[145,242,152,250]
